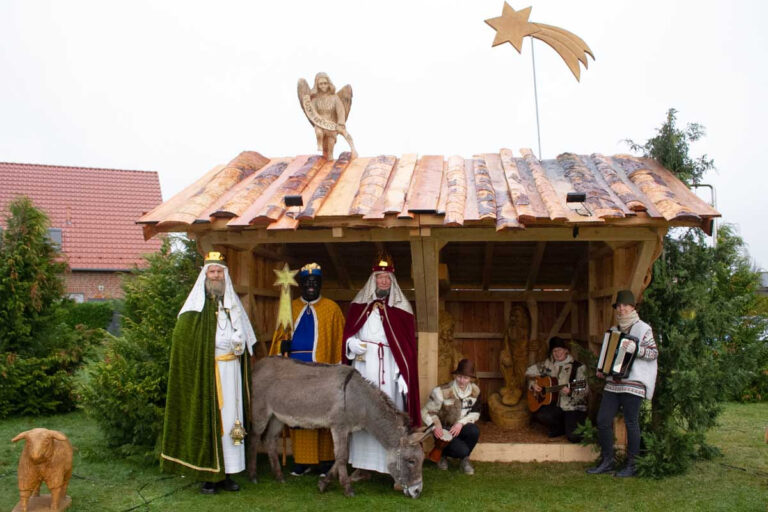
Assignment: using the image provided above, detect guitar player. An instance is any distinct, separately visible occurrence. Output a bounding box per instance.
[525,337,589,442]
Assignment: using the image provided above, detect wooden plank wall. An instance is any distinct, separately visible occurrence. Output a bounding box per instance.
[444,299,588,417]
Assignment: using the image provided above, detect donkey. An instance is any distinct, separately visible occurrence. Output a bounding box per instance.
[248,356,429,498]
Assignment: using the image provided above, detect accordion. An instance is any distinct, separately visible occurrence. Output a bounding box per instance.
[597,330,638,378]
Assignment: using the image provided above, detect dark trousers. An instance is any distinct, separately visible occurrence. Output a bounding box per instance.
[443,423,480,459]
[532,404,587,443]
[596,391,642,461]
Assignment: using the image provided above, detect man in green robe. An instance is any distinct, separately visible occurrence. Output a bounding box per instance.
[160,252,258,494]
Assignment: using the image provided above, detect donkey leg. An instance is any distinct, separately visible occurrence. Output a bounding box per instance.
[265,418,285,483]
[327,429,354,497]
[247,414,270,483]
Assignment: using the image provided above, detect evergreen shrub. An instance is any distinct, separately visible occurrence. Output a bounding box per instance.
[63,300,117,330]
[80,236,202,455]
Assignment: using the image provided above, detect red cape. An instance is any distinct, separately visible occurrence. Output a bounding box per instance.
[343,300,421,427]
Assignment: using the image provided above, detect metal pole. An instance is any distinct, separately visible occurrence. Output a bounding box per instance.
[531,40,542,159]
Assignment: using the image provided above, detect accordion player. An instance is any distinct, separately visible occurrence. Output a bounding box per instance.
[597,330,638,379]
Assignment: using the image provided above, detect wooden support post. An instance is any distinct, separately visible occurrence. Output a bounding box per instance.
[482,242,494,291]
[629,239,658,300]
[410,237,441,407]
[526,242,546,291]
[526,297,538,365]
[587,242,599,352]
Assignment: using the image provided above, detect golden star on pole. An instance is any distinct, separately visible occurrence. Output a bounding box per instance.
[485,4,538,52]
[273,263,299,289]
[273,263,299,332]
[485,2,595,81]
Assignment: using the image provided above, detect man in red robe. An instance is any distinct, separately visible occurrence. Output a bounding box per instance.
[343,256,420,477]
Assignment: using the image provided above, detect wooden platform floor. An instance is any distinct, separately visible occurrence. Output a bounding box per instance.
[468,420,598,463]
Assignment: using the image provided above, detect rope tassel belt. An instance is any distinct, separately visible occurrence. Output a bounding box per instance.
[361,340,389,386]
[214,352,238,434]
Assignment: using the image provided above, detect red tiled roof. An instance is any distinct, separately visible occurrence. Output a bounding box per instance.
[0,162,163,270]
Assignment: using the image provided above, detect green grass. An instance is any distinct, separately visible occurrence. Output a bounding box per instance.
[1,403,766,511]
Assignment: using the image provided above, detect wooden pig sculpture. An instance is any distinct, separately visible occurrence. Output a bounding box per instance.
[12,428,73,512]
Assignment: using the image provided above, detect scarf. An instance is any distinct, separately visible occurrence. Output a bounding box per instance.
[617,310,640,331]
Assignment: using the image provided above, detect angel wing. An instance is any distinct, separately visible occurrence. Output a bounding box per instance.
[337,84,353,122]
[297,78,315,127]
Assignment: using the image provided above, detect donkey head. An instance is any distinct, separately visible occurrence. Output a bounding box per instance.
[387,428,433,499]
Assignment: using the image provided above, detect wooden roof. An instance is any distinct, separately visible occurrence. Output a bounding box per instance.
[138,149,719,238]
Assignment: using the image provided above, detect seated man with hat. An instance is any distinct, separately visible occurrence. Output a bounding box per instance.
[525,337,589,442]
[421,359,481,475]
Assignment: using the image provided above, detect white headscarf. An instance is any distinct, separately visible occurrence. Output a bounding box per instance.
[350,270,413,315]
[178,263,258,354]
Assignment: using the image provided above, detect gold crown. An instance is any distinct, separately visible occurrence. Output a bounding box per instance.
[300,262,322,274]
[372,252,394,272]
[204,251,226,265]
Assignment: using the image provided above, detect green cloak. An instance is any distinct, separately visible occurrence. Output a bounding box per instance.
[160,297,250,481]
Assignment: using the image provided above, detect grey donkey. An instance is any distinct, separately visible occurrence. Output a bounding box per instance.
[248,356,429,498]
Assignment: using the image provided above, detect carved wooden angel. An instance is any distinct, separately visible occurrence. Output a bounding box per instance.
[297,73,358,160]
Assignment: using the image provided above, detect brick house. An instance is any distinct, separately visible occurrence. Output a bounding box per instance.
[0,162,163,301]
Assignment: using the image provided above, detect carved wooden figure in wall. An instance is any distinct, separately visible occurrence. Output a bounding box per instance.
[12,428,73,512]
[488,304,532,429]
[297,73,358,160]
[499,304,531,406]
[437,309,464,385]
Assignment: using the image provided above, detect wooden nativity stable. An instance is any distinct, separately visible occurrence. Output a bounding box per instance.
[139,148,718,460]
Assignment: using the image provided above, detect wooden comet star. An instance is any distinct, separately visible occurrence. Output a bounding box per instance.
[485,3,594,81]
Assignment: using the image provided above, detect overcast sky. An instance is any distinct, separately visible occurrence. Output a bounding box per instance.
[2,1,766,269]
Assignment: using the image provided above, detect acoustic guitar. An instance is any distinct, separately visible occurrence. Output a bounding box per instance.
[527,376,587,412]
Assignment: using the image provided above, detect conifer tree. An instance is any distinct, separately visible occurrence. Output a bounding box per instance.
[0,196,67,354]
[627,109,765,477]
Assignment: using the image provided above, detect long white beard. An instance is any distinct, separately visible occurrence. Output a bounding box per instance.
[617,310,640,331]
[205,279,225,299]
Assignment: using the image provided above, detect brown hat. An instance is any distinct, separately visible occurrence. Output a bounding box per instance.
[612,289,636,309]
[451,359,476,378]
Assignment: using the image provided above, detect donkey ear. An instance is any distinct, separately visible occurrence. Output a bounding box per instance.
[411,424,434,444]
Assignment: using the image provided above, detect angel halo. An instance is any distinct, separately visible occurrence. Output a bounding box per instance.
[297,72,358,160]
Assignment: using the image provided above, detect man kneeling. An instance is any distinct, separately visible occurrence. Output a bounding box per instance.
[421,359,481,475]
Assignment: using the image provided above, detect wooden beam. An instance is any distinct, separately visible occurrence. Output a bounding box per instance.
[526,242,546,291]
[411,237,441,407]
[321,288,415,302]
[454,332,505,339]
[482,242,494,291]
[410,238,441,332]
[587,244,599,348]
[527,298,539,355]
[443,290,574,302]
[546,302,573,342]
[476,371,503,379]
[590,287,620,300]
[430,226,659,243]
[324,243,352,289]
[630,239,659,299]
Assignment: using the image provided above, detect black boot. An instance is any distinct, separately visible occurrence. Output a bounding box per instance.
[219,475,240,491]
[615,460,636,478]
[200,481,218,494]
[586,458,614,474]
